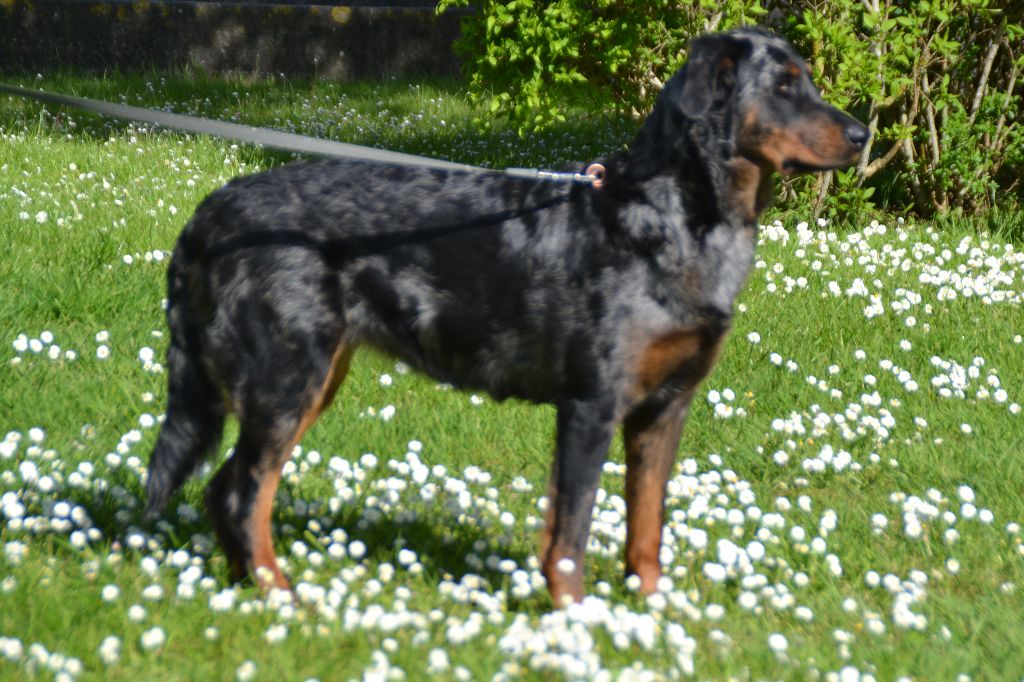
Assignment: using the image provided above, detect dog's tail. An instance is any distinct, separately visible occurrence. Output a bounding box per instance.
[143,234,226,521]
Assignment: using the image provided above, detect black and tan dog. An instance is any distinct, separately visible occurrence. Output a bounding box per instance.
[145,27,868,604]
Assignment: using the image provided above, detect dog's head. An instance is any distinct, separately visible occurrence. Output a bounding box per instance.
[639,27,869,177]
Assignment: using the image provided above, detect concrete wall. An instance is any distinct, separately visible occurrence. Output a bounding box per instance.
[0,0,467,80]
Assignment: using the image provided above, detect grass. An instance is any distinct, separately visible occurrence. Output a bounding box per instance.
[2,72,1024,680]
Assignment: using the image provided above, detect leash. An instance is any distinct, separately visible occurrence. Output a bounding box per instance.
[0,82,605,188]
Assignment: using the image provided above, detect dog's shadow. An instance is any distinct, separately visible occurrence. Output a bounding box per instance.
[307,509,537,589]
[46,467,538,601]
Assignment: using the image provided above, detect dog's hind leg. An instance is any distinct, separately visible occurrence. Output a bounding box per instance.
[540,399,617,605]
[622,390,694,594]
[205,343,353,589]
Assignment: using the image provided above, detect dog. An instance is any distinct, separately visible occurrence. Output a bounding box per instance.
[144,27,868,605]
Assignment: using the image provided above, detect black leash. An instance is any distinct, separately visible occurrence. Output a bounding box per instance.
[0,82,605,187]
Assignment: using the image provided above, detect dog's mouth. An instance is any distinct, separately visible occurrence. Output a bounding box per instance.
[780,159,827,175]
[779,150,860,176]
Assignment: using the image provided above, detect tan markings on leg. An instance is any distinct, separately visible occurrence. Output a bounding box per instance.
[538,472,557,566]
[625,332,729,593]
[623,395,691,594]
[633,329,702,397]
[247,343,354,591]
[318,345,355,415]
[537,459,586,606]
[624,481,668,592]
[542,542,585,607]
[249,466,288,589]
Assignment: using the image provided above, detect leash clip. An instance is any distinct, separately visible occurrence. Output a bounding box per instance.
[504,164,606,188]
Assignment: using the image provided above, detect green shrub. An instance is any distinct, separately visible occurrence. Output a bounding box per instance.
[436,0,765,129]
[790,0,1023,217]
[441,0,1024,217]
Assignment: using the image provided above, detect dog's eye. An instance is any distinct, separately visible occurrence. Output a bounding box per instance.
[776,78,794,95]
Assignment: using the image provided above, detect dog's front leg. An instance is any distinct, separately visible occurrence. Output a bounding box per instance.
[622,389,696,594]
[540,399,617,606]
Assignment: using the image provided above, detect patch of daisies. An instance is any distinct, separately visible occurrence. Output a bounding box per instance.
[10,328,170,377]
[758,218,1024,313]
[740,219,1022,478]
[9,330,77,365]
[1,381,1021,681]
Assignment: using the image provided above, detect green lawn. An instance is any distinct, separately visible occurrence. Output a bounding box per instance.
[1,73,1023,680]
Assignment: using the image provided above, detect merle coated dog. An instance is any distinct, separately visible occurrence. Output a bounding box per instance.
[145,27,868,605]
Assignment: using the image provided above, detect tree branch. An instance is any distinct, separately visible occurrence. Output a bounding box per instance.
[992,40,1019,154]
[900,132,930,215]
[864,140,903,178]
[855,109,878,179]
[813,170,832,221]
[920,71,941,172]
[968,38,1000,125]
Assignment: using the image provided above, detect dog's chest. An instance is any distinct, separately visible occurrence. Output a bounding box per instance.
[627,223,756,397]
[677,222,757,317]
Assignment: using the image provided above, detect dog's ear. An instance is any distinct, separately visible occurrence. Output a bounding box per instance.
[678,33,751,118]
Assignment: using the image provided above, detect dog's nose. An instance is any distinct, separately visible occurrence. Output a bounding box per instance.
[846,123,870,148]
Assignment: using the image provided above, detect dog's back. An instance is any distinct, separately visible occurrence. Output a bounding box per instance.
[176,159,621,401]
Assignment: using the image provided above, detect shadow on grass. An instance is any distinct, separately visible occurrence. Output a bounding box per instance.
[39,459,539,604]
[1,69,637,172]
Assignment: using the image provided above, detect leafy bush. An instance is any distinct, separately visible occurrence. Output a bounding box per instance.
[436,0,765,128]
[441,0,1024,217]
[789,0,1023,217]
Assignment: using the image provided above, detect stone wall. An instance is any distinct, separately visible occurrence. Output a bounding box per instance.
[0,0,467,80]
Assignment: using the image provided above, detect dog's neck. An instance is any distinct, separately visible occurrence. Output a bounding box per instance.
[721,157,775,224]
[681,119,779,229]
[617,126,771,232]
